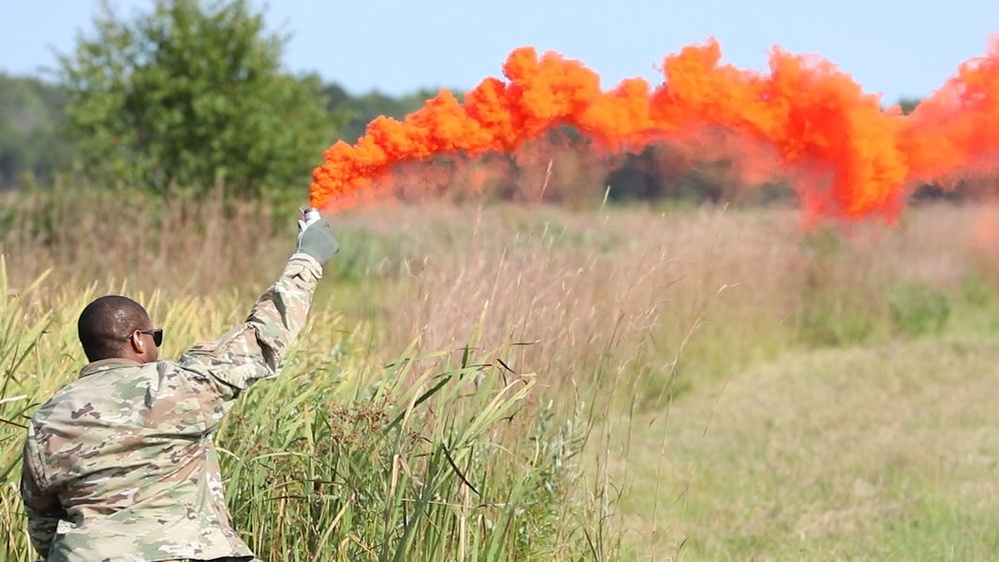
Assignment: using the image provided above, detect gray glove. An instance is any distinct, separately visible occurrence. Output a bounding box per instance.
[296,218,340,266]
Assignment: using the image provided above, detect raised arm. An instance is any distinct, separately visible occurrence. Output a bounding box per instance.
[178,214,340,404]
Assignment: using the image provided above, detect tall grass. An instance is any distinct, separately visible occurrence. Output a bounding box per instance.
[0,185,300,293]
[5,187,999,402]
[325,200,999,402]
[0,259,618,561]
[5,187,999,560]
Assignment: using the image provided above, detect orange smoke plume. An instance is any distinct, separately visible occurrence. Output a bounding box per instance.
[310,37,999,221]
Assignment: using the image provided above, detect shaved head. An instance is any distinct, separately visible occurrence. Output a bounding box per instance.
[78,295,151,362]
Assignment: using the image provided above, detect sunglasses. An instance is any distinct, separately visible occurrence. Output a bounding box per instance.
[126,328,163,347]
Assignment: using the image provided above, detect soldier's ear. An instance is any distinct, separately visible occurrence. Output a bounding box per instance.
[127,331,143,353]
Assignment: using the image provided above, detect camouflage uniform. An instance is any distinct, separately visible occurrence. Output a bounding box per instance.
[20,253,322,562]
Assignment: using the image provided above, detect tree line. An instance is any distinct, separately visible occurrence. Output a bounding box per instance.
[0,68,437,188]
[0,0,440,199]
[1,0,966,207]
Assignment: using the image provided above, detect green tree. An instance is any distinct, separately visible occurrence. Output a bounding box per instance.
[324,83,461,142]
[57,0,340,198]
[897,97,921,115]
[0,74,75,188]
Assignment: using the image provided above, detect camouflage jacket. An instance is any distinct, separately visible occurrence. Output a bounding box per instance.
[20,253,323,562]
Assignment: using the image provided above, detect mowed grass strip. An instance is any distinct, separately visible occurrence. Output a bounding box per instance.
[613,336,999,561]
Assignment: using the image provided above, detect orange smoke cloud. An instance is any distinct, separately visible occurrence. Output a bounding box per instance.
[309,37,999,221]
[902,37,999,186]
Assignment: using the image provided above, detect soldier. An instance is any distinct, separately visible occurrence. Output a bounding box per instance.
[19,212,340,562]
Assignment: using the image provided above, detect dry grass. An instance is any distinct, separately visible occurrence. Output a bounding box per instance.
[0,187,297,293]
[320,200,999,402]
[5,187,999,395]
[6,187,999,559]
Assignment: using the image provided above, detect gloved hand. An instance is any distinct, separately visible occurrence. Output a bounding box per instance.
[296,217,340,267]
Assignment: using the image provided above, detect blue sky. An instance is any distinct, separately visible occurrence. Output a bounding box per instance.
[1,0,996,103]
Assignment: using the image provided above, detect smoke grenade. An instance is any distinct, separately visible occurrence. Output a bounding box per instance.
[296,206,322,255]
[301,207,321,228]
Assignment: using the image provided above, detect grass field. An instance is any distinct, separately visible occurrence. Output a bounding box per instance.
[3,186,999,560]
[612,336,999,561]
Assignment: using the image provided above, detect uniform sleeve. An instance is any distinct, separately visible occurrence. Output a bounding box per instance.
[178,253,323,404]
[20,430,67,558]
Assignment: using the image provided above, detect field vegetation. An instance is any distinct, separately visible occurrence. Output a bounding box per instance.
[4,1,998,560]
[4,186,999,560]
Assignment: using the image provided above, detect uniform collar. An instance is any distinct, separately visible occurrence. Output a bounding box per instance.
[79,358,142,379]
